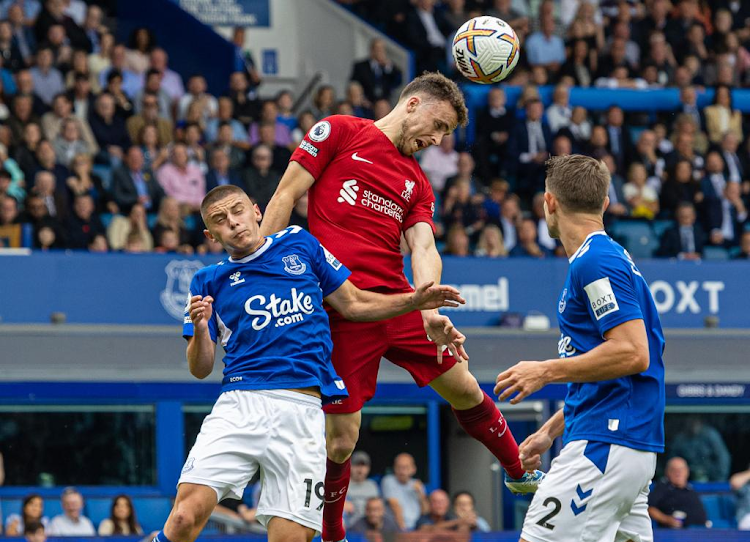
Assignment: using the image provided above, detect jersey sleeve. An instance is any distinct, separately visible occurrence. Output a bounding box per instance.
[290,115,351,180]
[402,176,436,232]
[574,252,644,337]
[183,270,218,343]
[296,229,351,296]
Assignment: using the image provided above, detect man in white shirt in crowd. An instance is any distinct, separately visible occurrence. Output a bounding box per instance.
[47,487,95,536]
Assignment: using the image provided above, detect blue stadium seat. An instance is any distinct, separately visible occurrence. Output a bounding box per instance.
[652,220,672,240]
[100,213,115,229]
[2,498,22,519]
[86,497,113,526]
[147,213,158,229]
[132,497,173,532]
[609,221,658,259]
[704,246,730,261]
[43,499,63,518]
[700,494,737,529]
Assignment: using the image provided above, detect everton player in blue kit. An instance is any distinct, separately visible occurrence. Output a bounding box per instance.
[494,155,665,542]
[152,185,464,542]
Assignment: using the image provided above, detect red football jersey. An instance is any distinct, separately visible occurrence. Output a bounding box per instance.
[290,115,435,293]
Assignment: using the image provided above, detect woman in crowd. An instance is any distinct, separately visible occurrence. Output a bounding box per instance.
[98,495,143,536]
[5,494,48,536]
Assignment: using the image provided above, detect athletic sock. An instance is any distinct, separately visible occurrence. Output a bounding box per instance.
[152,531,173,542]
[452,391,525,479]
[322,457,351,542]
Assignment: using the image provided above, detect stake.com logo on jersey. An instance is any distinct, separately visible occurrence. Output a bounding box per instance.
[337,179,404,223]
[244,288,315,330]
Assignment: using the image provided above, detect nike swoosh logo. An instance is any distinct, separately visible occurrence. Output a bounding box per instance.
[351,152,373,164]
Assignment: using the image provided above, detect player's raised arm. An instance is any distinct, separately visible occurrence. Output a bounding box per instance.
[185,294,217,379]
[259,161,315,237]
[324,279,465,322]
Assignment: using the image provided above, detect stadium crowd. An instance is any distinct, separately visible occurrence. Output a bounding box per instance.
[0,0,748,260]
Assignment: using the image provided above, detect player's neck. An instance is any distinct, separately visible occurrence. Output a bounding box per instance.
[559,216,605,259]
[229,237,266,260]
[374,110,404,146]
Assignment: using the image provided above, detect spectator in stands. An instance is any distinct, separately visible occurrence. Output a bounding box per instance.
[88,31,112,92]
[97,494,143,536]
[16,69,45,116]
[15,123,42,180]
[177,74,217,122]
[30,46,64,106]
[656,202,704,260]
[33,139,71,192]
[624,163,659,220]
[227,71,259,128]
[32,169,67,221]
[255,121,291,173]
[205,148,242,193]
[67,72,96,123]
[665,0,703,55]
[182,122,207,174]
[525,14,566,74]
[701,151,745,247]
[289,190,308,230]
[126,92,173,147]
[89,93,132,166]
[65,153,110,213]
[345,81,373,119]
[5,493,49,536]
[53,117,91,167]
[667,130,704,175]
[81,4,104,55]
[508,98,551,202]
[249,100,292,147]
[348,497,400,538]
[532,192,558,253]
[510,217,549,258]
[107,202,152,252]
[350,38,403,104]
[372,98,390,121]
[41,93,98,154]
[404,0,451,74]
[443,224,470,256]
[499,193,520,252]
[381,452,428,531]
[149,48,183,102]
[560,106,592,153]
[19,192,64,248]
[97,45,139,100]
[310,84,335,120]
[47,487,95,536]
[273,90,296,133]
[156,143,205,214]
[660,159,700,218]
[559,39,593,87]
[704,84,743,144]
[104,70,135,119]
[88,233,108,252]
[8,95,41,145]
[23,520,46,542]
[632,130,665,189]
[452,491,490,533]
[344,451,380,528]
[673,85,704,132]
[444,152,480,197]
[0,20,22,72]
[416,489,466,532]
[111,146,163,213]
[137,124,168,171]
[65,193,104,249]
[441,178,485,242]
[720,132,744,184]
[209,122,246,171]
[487,0,529,38]
[670,417,731,482]
[125,28,154,75]
[643,32,676,86]
[546,84,572,135]
[735,231,750,260]
[7,4,36,66]
[134,69,171,120]
[151,196,194,253]
[0,192,19,226]
[420,133,458,193]
[474,224,506,257]
[205,97,248,147]
[242,144,281,212]
[473,87,513,180]
[648,457,708,528]
[603,106,631,174]
[730,466,750,529]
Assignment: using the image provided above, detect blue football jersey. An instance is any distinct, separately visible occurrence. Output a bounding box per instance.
[183,226,351,404]
[557,231,665,453]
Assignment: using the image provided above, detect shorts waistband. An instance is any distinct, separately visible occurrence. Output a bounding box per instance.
[231,389,322,408]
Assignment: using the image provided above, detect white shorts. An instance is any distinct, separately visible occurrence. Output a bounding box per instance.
[521,440,657,542]
[178,389,327,535]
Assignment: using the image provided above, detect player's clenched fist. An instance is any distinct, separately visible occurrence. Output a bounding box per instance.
[189,295,214,328]
[518,432,553,472]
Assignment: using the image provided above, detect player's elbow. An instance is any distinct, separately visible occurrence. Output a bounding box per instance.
[190,366,212,379]
[627,344,650,374]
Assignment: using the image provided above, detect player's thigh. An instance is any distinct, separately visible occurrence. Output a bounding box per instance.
[384,311,459,387]
[255,391,328,536]
[521,441,654,542]
[179,391,266,501]
[267,517,315,542]
[615,460,657,542]
[323,317,387,415]
[325,410,362,458]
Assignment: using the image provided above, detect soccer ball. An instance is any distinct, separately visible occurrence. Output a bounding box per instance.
[452,16,520,84]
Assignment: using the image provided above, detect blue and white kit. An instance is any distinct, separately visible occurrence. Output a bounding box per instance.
[522,231,666,542]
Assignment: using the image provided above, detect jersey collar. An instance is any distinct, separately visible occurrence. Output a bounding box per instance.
[568,230,607,263]
[229,237,273,263]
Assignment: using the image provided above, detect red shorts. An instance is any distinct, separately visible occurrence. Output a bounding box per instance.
[323,310,458,414]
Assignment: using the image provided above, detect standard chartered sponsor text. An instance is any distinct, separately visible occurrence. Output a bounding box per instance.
[361,190,403,222]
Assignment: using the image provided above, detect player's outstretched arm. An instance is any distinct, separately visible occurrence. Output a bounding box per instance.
[494,319,649,403]
[186,295,217,379]
[324,280,465,322]
[259,162,315,237]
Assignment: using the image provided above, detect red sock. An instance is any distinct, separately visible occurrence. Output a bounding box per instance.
[322,457,350,542]
[452,391,525,479]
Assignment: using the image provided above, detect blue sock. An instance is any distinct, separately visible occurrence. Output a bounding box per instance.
[153,531,173,542]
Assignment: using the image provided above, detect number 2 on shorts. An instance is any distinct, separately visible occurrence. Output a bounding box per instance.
[536,497,562,530]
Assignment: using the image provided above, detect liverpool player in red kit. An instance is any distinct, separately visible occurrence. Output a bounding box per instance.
[260,73,544,542]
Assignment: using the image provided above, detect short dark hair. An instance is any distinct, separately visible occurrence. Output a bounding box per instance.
[24,521,44,535]
[200,185,250,221]
[453,490,475,504]
[545,154,610,213]
[398,72,468,127]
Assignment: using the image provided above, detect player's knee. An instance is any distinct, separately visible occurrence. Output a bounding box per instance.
[168,505,200,535]
[327,432,357,462]
[443,373,483,409]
